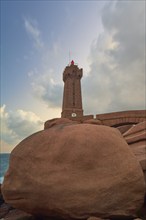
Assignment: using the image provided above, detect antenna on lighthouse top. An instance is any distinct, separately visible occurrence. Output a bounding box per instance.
[68,50,71,65]
[68,51,75,65]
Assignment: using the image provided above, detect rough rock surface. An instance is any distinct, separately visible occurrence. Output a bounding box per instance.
[123,121,146,144]
[44,118,78,129]
[0,184,34,220]
[117,124,133,134]
[83,119,102,125]
[122,121,146,179]
[3,209,35,220]
[2,119,145,219]
[87,217,109,220]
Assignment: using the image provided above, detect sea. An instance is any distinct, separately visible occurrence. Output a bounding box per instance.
[0,153,10,184]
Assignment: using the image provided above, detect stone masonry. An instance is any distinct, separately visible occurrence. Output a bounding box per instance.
[61,60,83,118]
[61,62,146,127]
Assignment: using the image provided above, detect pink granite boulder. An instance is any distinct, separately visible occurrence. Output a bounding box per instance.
[123,121,146,144]
[123,121,146,182]
[2,119,145,219]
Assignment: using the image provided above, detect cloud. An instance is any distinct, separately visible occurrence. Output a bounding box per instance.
[83,0,145,115]
[23,2,145,116]
[23,17,64,109]
[0,105,43,152]
[30,69,62,108]
[24,17,44,50]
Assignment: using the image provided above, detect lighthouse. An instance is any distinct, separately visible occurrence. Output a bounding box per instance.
[61,60,83,118]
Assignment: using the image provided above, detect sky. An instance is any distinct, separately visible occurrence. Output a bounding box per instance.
[0,0,145,153]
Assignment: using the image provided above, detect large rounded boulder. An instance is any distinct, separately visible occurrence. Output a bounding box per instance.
[2,119,145,219]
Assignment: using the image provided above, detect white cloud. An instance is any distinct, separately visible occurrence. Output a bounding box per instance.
[23,17,64,109]
[24,17,44,50]
[23,2,145,117]
[0,105,43,152]
[30,68,62,108]
[83,0,145,115]
[0,105,15,144]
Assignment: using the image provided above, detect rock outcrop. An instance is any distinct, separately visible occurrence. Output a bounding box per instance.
[0,184,34,220]
[2,119,145,219]
[123,121,146,144]
[123,121,146,182]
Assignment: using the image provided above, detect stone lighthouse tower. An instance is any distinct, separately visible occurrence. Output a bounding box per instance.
[61,60,83,118]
